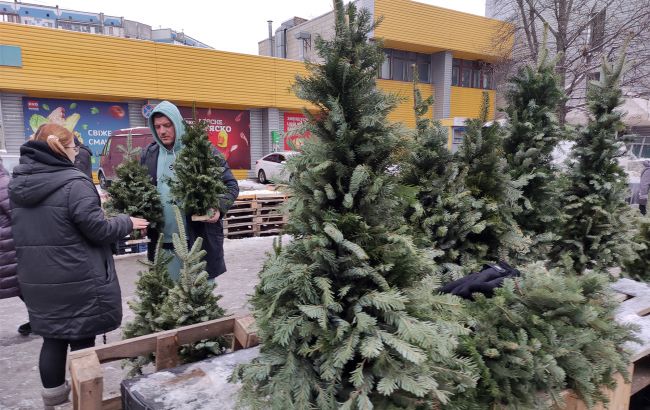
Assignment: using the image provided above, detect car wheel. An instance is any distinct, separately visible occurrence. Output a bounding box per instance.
[98,171,108,189]
[258,169,268,184]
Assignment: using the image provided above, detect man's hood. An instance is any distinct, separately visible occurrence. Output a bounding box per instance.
[147,101,185,153]
[9,141,85,206]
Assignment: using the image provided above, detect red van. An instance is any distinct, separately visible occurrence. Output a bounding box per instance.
[98,127,154,189]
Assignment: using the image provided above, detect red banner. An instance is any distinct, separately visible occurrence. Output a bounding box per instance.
[179,107,250,169]
[283,112,311,151]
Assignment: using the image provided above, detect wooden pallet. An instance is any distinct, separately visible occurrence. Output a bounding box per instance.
[223,192,289,239]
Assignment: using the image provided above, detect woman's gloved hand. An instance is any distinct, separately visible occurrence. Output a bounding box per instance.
[439,261,521,300]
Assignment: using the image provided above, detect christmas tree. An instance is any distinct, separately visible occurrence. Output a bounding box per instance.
[106,131,163,237]
[122,237,174,376]
[449,264,635,409]
[232,2,477,408]
[549,53,639,274]
[454,93,529,266]
[156,205,227,362]
[502,42,564,241]
[400,70,485,276]
[169,118,229,218]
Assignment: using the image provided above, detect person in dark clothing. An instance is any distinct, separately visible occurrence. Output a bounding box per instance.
[73,137,93,179]
[0,160,29,335]
[9,123,148,408]
[140,101,239,280]
[637,160,650,215]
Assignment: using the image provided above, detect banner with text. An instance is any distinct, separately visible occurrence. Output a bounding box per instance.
[179,107,251,169]
[22,97,129,172]
[283,112,311,151]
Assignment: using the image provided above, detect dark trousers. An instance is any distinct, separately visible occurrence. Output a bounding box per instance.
[39,337,95,388]
[641,204,647,215]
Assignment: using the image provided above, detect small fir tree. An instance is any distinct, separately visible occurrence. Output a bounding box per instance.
[169,119,229,218]
[549,53,640,274]
[448,264,636,409]
[232,2,477,408]
[400,69,485,276]
[156,205,227,362]
[502,42,564,241]
[106,131,163,237]
[122,237,174,376]
[455,93,529,265]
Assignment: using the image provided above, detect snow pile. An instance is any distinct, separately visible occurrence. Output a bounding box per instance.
[237,179,271,191]
[125,347,261,409]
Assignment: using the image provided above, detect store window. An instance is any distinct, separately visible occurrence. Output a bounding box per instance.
[378,49,430,83]
[628,136,650,158]
[451,127,465,153]
[452,58,494,89]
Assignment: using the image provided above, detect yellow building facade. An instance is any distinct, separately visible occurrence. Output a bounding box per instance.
[0,0,508,179]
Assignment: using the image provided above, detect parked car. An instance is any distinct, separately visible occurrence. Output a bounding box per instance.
[255,151,300,184]
[97,127,154,189]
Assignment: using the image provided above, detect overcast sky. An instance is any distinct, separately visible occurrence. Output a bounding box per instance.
[25,0,486,54]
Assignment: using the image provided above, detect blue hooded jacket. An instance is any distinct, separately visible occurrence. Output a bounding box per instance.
[147,101,185,243]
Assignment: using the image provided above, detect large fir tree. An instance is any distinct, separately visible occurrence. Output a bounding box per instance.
[400,71,485,276]
[232,2,477,408]
[169,119,229,218]
[502,44,564,240]
[549,54,639,274]
[122,237,174,376]
[106,131,163,236]
[454,94,529,265]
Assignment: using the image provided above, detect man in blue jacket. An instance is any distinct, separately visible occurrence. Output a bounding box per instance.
[140,101,239,280]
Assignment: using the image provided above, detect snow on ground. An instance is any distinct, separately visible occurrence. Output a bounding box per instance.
[236,179,272,191]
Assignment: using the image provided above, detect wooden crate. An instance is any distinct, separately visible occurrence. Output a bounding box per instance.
[556,366,633,410]
[68,316,258,410]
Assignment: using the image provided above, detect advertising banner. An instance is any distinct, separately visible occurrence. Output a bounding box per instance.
[22,97,129,172]
[283,112,310,151]
[179,107,251,169]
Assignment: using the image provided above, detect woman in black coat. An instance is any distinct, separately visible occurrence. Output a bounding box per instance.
[9,123,148,408]
[0,160,31,336]
[0,161,18,300]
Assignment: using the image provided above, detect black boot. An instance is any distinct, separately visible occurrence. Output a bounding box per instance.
[17,322,31,336]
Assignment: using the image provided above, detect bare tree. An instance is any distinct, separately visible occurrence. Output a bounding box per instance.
[487,0,650,123]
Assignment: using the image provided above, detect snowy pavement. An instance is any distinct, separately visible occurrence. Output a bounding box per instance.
[0,234,286,410]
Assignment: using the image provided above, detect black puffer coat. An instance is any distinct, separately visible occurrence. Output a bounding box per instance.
[9,141,132,339]
[0,165,18,299]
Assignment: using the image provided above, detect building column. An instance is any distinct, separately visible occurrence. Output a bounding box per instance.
[431,51,452,120]
[263,108,280,155]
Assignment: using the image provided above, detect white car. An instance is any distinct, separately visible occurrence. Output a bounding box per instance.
[254,151,300,184]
